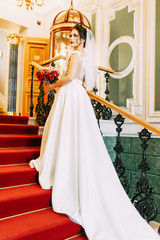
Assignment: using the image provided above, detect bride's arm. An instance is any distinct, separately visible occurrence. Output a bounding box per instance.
[48,53,81,91]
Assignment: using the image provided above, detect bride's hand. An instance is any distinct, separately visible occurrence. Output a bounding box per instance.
[47,84,59,93]
[47,84,55,93]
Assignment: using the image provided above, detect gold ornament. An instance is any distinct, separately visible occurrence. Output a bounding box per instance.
[6,33,23,46]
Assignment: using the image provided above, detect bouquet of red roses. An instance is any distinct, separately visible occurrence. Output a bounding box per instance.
[36,67,59,85]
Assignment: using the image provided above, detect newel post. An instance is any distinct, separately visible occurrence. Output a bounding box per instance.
[30,66,34,117]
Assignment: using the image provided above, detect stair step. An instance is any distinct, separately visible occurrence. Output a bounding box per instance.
[0,135,41,148]
[0,165,38,188]
[0,115,29,125]
[0,124,39,135]
[0,115,85,240]
[71,235,88,240]
[66,233,88,240]
[0,148,40,165]
[0,184,51,219]
[0,208,82,240]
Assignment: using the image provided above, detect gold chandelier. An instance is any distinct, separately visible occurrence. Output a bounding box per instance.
[17,0,44,10]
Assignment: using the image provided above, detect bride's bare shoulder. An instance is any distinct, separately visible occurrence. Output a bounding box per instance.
[68,51,81,64]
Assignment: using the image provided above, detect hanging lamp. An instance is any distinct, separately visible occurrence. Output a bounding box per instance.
[50,0,91,58]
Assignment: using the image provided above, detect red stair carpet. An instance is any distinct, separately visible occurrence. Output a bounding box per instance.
[0,115,88,240]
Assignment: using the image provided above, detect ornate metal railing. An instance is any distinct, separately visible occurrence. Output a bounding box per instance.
[30,60,160,223]
[113,114,130,194]
[91,67,113,122]
[131,128,157,222]
[87,91,160,222]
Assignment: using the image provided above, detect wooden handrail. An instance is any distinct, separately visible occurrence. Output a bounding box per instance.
[30,55,114,73]
[87,91,160,136]
[30,56,67,69]
[98,66,114,73]
[30,62,43,70]
[39,55,67,66]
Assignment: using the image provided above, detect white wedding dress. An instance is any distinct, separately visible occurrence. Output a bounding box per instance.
[30,51,160,240]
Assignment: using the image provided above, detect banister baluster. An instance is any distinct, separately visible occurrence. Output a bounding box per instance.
[91,70,112,122]
[131,128,157,222]
[91,86,103,134]
[35,83,56,126]
[113,114,130,194]
[35,82,46,126]
[104,72,110,101]
[30,66,34,117]
[45,90,56,119]
[102,72,112,120]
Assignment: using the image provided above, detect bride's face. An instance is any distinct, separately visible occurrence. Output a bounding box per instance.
[70,29,84,48]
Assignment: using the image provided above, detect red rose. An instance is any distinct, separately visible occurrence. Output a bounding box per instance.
[39,74,44,80]
[51,70,58,77]
[49,76,54,81]
[36,69,59,83]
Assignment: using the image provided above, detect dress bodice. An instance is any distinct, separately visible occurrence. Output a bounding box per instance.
[66,50,86,81]
[73,50,86,81]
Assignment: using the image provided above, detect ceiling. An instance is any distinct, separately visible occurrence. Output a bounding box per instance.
[4,0,69,15]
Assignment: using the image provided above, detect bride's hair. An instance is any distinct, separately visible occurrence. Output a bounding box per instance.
[72,24,87,47]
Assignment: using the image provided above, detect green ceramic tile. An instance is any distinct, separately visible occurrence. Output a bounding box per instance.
[130,137,142,154]
[147,175,160,195]
[130,171,142,188]
[130,172,160,195]
[121,153,141,171]
[128,187,135,199]
[103,136,116,152]
[147,138,160,157]
[144,156,160,175]
[121,152,160,175]
[130,137,160,156]
[108,152,116,162]
[152,193,160,213]
[125,169,130,182]
[120,137,131,153]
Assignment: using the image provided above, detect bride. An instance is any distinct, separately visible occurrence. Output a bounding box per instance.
[30,24,160,240]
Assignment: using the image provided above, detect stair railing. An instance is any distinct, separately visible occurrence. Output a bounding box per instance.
[87,91,160,222]
[87,91,160,135]
[30,59,160,222]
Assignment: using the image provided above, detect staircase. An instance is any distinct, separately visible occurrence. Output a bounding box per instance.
[0,115,87,240]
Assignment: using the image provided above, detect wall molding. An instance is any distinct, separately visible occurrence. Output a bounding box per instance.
[146,0,160,121]
[108,36,137,78]
[100,119,160,138]
[102,0,145,119]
